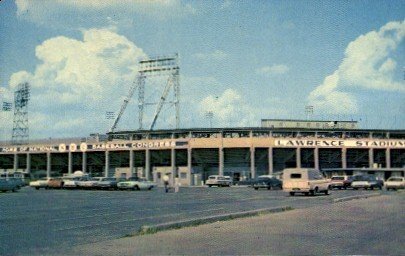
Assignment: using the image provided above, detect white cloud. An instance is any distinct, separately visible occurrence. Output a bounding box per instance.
[308,20,405,114]
[199,89,256,127]
[8,28,147,138]
[15,0,196,25]
[193,50,228,61]
[256,64,289,75]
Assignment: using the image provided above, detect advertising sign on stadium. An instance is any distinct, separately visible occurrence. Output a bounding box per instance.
[0,140,182,153]
[275,139,405,148]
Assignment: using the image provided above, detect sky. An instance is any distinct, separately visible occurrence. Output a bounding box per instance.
[0,0,404,140]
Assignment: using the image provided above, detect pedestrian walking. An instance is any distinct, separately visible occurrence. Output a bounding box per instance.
[163,174,170,193]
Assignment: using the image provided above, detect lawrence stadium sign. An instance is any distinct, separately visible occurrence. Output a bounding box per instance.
[275,139,405,148]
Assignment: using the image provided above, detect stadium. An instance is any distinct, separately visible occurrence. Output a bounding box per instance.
[0,119,404,187]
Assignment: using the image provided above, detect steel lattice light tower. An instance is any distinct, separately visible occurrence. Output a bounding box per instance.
[110,54,180,132]
[12,83,30,145]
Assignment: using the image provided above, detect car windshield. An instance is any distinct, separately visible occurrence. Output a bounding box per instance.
[352,176,366,181]
[388,177,402,181]
[102,178,115,181]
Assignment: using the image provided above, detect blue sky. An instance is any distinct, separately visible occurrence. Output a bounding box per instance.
[0,0,404,140]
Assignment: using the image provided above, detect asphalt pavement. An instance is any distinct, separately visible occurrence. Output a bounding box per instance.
[70,192,405,256]
[0,186,399,255]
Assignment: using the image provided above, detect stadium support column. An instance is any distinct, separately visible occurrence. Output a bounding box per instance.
[129,150,134,175]
[342,148,347,169]
[369,148,374,168]
[46,152,51,178]
[250,147,255,179]
[13,153,18,173]
[314,147,319,170]
[187,147,192,185]
[145,149,150,180]
[82,152,87,173]
[386,149,391,168]
[105,150,110,177]
[26,153,31,174]
[268,147,273,175]
[296,148,301,168]
[219,148,224,176]
[171,148,176,185]
[68,151,72,175]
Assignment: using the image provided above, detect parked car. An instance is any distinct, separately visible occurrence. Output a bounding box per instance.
[385,176,405,190]
[47,178,64,189]
[206,175,233,187]
[29,178,50,190]
[351,175,383,190]
[77,177,103,189]
[329,175,352,189]
[117,177,156,190]
[0,179,20,192]
[8,177,26,189]
[96,177,119,190]
[253,177,282,190]
[62,177,81,189]
[283,168,330,196]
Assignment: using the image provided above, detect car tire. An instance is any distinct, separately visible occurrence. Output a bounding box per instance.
[289,192,295,196]
[35,187,39,190]
[135,185,140,191]
[254,187,259,190]
[324,189,329,195]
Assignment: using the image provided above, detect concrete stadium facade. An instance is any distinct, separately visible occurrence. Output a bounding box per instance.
[1,127,404,186]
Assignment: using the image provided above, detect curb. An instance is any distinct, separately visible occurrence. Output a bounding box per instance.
[333,193,381,203]
[137,206,293,235]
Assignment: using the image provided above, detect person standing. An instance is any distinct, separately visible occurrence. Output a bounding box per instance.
[163,174,170,193]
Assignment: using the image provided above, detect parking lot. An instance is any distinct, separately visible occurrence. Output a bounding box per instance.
[0,186,395,255]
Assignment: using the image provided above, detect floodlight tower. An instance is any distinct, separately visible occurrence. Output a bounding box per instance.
[110,54,180,132]
[12,83,30,145]
[305,105,314,120]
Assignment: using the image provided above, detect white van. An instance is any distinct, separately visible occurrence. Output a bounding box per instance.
[282,168,330,196]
